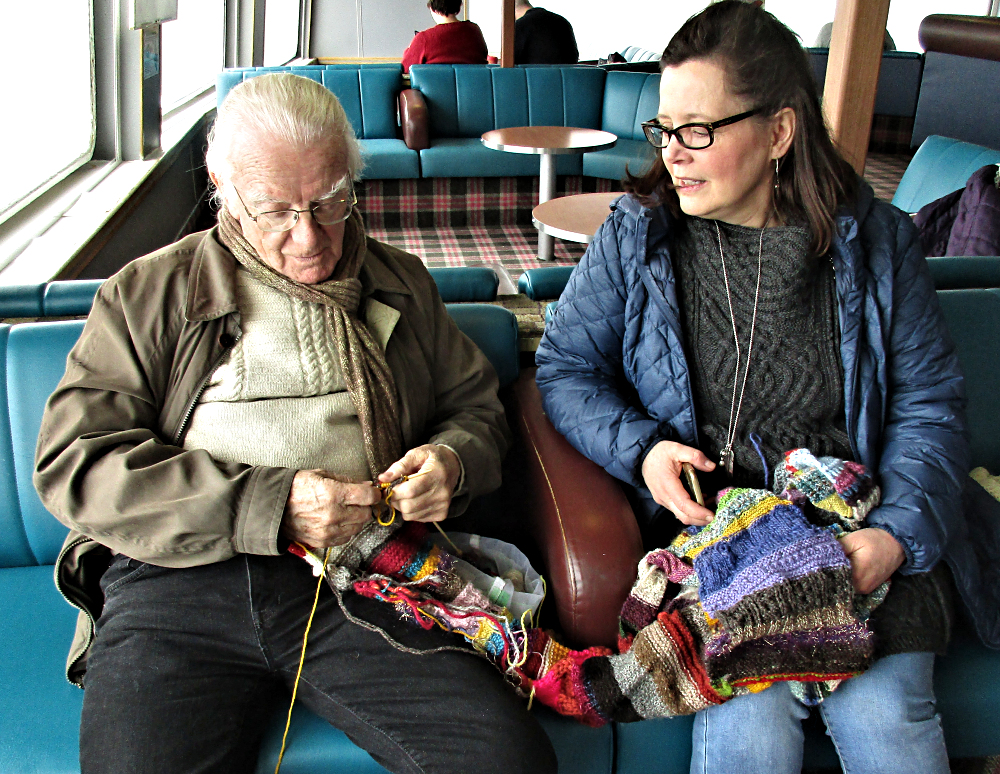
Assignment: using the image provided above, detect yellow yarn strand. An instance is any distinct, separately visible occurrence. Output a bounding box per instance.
[274,545,332,774]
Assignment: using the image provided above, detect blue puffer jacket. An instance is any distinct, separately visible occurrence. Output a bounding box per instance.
[536,183,969,580]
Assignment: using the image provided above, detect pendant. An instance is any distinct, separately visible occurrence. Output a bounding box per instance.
[720,446,734,476]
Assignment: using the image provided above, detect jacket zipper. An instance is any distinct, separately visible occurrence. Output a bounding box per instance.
[172,330,242,445]
[53,534,97,687]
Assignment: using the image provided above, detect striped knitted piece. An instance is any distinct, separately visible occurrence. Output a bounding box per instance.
[291,521,531,669]
[520,450,878,725]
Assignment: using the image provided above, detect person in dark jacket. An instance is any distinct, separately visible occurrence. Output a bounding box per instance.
[514,1,578,65]
[536,3,968,772]
[401,0,488,73]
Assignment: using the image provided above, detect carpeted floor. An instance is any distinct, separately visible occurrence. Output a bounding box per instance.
[365,153,914,291]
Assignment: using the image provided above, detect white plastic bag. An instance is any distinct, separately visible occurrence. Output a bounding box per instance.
[431,532,545,621]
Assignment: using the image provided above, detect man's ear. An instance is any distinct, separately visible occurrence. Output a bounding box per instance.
[770,107,796,161]
[209,171,230,212]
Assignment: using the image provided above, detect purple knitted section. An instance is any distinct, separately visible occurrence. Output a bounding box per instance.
[705,623,873,682]
[695,502,827,599]
[700,534,849,616]
[620,597,659,631]
[647,551,696,582]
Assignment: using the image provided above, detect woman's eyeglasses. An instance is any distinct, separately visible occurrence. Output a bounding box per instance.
[641,109,761,150]
[232,182,357,233]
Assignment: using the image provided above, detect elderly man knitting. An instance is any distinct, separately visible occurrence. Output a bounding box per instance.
[34,73,556,774]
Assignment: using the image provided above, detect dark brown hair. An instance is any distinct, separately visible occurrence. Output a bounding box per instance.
[428,0,462,16]
[624,0,857,256]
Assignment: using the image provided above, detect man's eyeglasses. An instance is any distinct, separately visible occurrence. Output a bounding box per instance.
[232,182,357,233]
[641,109,761,150]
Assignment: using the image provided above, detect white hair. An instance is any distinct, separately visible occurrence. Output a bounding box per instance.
[206,72,364,198]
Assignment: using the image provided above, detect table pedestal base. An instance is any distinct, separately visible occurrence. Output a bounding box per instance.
[537,153,557,261]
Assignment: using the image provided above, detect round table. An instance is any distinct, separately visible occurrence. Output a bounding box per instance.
[532,191,621,245]
[481,126,617,260]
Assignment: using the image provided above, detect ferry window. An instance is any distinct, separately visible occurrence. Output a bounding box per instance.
[264,0,302,66]
[767,0,993,52]
[161,0,225,110]
[1,0,94,219]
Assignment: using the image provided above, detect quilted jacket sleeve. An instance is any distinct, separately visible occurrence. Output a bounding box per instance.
[535,213,675,488]
[864,206,969,573]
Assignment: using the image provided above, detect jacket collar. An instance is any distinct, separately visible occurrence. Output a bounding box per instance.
[184,228,412,322]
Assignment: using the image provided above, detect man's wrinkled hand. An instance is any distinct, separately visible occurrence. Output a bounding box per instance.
[838,527,905,594]
[281,469,380,547]
[378,445,461,523]
[641,440,716,526]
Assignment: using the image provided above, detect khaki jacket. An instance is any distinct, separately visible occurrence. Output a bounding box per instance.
[34,228,509,685]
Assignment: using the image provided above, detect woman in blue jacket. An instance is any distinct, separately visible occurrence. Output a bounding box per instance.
[535,3,967,772]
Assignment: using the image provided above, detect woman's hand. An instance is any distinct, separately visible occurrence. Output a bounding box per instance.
[838,527,905,593]
[378,445,461,523]
[641,441,717,526]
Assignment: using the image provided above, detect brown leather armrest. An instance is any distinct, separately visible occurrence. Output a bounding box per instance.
[509,368,644,649]
[399,88,429,151]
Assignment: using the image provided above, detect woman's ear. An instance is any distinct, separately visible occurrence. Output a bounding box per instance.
[771,107,796,160]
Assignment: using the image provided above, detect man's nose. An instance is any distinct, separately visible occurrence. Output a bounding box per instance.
[289,210,324,245]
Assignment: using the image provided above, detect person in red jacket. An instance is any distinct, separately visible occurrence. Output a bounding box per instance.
[401,0,488,73]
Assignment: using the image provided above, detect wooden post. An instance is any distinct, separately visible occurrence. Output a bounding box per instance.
[822,0,891,174]
[500,0,515,67]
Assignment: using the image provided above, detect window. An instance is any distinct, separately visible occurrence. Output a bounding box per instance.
[160,0,225,110]
[0,0,94,220]
[264,0,302,66]
[767,0,994,52]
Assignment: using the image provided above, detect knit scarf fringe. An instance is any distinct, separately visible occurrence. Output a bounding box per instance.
[217,207,403,478]
[294,449,888,725]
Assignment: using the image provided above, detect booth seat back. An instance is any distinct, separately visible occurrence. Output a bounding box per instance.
[0,272,496,320]
[911,15,1000,150]
[0,321,85,569]
[409,65,607,140]
[583,71,658,180]
[937,287,1000,473]
[599,71,659,142]
[807,49,924,118]
[0,281,103,319]
[892,135,1000,213]
[216,66,403,141]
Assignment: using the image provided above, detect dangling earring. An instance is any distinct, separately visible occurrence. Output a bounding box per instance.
[773,158,780,194]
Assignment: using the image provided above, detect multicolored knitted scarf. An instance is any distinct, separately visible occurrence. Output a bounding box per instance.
[295,450,883,725]
[519,449,883,725]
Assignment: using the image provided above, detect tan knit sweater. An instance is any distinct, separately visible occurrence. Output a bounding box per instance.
[183,270,371,482]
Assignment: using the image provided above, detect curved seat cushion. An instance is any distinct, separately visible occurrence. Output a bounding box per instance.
[0,565,85,774]
[583,138,655,181]
[893,136,1000,214]
[518,265,575,300]
[926,255,1000,289]
[358,139,420,180]
[6,321,84,566]
[42,280,104,317]
[427,267,499,302]
[0,285,45,318]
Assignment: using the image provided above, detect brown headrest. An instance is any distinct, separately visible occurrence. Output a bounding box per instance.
[919,15,1000,62]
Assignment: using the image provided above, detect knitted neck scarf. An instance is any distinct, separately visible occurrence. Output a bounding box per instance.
[217,207,403,478]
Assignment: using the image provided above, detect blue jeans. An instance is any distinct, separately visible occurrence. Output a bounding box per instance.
[691,652,949,774]
[80,552,556,774]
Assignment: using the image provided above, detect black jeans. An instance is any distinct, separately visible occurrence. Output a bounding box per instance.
[80,552,557,774]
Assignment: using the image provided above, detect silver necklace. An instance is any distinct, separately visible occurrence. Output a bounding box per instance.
[716,218,766,476]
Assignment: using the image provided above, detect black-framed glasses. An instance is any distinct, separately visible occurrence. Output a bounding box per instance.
[232,181,357,233]
[641,109,761,150]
